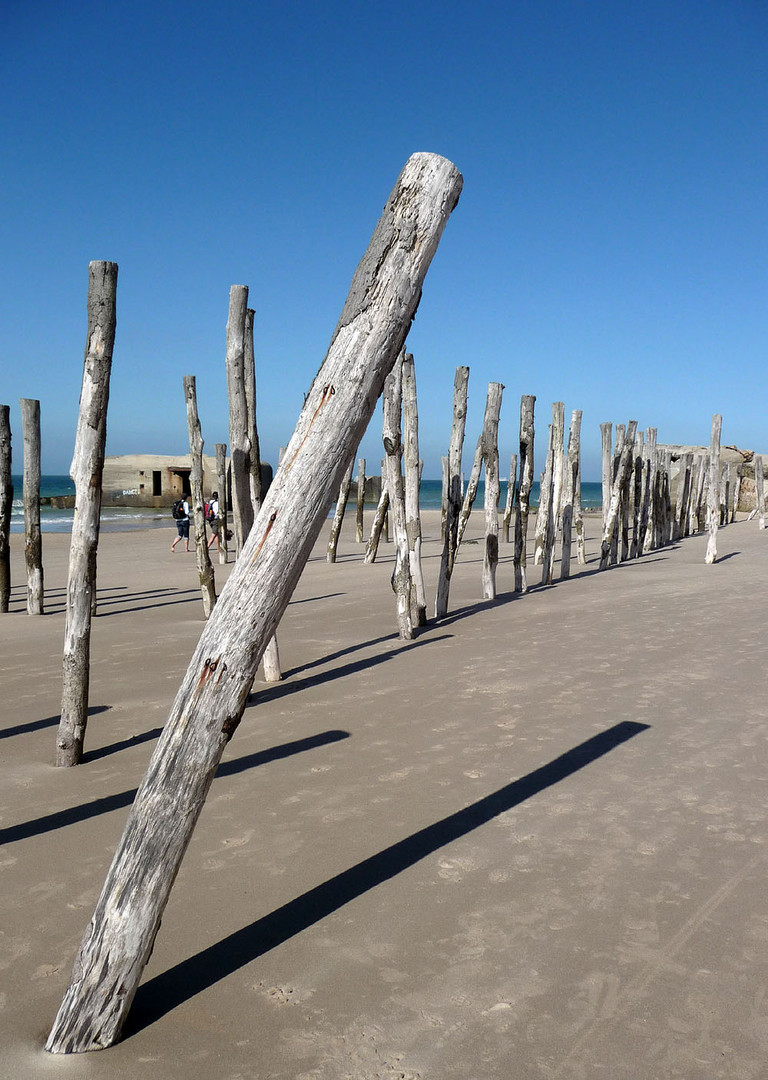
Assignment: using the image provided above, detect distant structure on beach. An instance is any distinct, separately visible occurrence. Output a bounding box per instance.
[102,453,272,508]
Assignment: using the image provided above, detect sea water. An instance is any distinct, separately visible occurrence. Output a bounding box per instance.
[10,476,604,533]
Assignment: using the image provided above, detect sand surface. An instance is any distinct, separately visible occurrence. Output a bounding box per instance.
[2,510,767,1079]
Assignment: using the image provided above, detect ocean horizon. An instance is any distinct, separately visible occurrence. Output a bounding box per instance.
[10,474,604,533]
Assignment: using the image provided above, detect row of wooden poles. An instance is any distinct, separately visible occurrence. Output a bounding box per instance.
[0,266,284,767]
[8,153,761,1054]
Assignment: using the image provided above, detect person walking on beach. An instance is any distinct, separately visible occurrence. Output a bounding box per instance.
[206,491,221,553]
[170,498,191,553]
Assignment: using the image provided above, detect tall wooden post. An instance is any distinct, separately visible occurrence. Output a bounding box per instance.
[456,438,483,549]
[435,366,469,618]
[642,428,658,553]
[183,376,217,618]
[20,398,43,615]
[731,463,742,523]
[355,458,366,543]
[481,382,503,599]
[327,457,355,562]
[45,151,462,1056]
[609,424,625,566]
[56,262,118,766]
[440,455,449,541]
[0,405,12,612]
[705,414,722,563]
[533,420,555,569]
[502,453,517,544]
[243,307,263,513]
[364,466,389,564]
[514,395,535,592]
[600,422,612,532]
[561,409,582,579]
[541,401,564,584]
[630,433,644,558]
[215,443,228,564]
[754,454,766,529]
[402,354,427,625]
[600,421,638,570]
[225,285,253,557]
[383,353,413,639]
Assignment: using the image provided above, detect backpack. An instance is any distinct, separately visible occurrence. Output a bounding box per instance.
[172,499,185,520]
[205,501,216,522]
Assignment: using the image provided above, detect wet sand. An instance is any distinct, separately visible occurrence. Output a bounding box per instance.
[2,510,767,1079]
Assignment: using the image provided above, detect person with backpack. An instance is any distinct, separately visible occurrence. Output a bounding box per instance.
[206,491,221,553]
[170,497,191,553]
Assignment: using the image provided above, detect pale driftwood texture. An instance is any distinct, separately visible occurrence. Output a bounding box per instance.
[514,395,535,593]
[183,376,217,618]
[440,455,449,541]
[630,434,644,559]
[456,437,482,550]
[731,464,742,524]
[327,457,355,563]
[502,453,517,544]
[226,285,253,557]
[600,421,638,570]
[435,366,468,618]
[600,422,612,532]
[541,402,564,584]
[383,353,413,639]
[561,409,582,579]
[355,458,366,543]
[642,428,658,553]
[364,459,389,564]
[261,636,282,682]
[533,418,555,569]
[56,262,117,767]
[754,454,766,529]
[215,443,229,564]
[690,452,707,534]
[481,383,503,599]
[660,449,673,547]
[243,307,263,512]
[402,354,426,625]
[0,405,12,612]
[45,152,462,1055]
[609,424,625,566]
[705,414,722,563]
[20,398,43,615]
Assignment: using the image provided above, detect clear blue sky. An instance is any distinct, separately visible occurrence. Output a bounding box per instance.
[1,0,765,480]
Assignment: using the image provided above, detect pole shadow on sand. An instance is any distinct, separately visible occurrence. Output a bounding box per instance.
[127,719,650,1037]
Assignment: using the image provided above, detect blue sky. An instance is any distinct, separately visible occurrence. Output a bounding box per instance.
[1,0,765,480]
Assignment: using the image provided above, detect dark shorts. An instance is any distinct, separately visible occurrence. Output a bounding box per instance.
[209,519,220,535]
[176,519,190,538]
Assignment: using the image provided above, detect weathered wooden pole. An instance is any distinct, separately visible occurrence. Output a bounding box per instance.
[514,395,535,592]
[327,457,355,562]
[541,401,564,584]
[56,262,118,767]
[20,398,43,615]
[642,428,658,552]
[731,463,742,524]
[435,365,469,618]
[456,437,483,549]
[0,405,12,612]
[754,453,766,529]
[243,307,263,513]
[560,409,582,579]
[502,453,517,544]
[402,354,426,625]
[481,382,503,599]
[45,152,462,1055]
[383,352,414,639]
[599,420,638,570]
[534,418,556,569]
[364,466,389,564]
[630,432,644,559]
[705,414,722,564]
[183,376,217,618]
[355,458,366,543]
[600,422,612,532]
[225,284,253,557]
[690,451,707,534]
[215,443,228,564]
[609,424,625,565]
[440,455,449,541]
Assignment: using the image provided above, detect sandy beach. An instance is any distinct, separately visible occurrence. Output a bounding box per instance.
[2,508,767,1079]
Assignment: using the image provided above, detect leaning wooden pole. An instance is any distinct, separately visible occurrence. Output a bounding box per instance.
[46,152,462,1055]
[513,394,535,593]
[183,376,217,618]
[502,453,517,544]
[56,261,118,766]
[0,405,12,612]
[705,414,722,564]
[243,307,263,513]
[20,398,43,615]
[355,458,366,543]
[225,284,253,557]
[481,382,504,599]
[402,354,427,624]
[215,443,228,564]
[456,437,483,550]
[435,365,469,618]
[364,458,389,564]
[327,457,355,562]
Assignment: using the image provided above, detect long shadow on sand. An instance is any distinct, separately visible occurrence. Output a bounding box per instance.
[128,719,650,1037]
[0,704,111,741]
[0,730,349,846]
